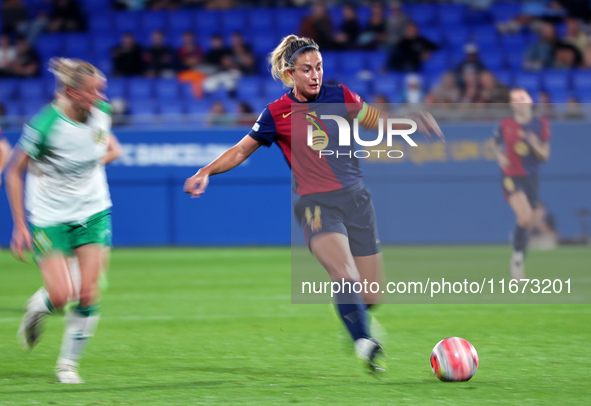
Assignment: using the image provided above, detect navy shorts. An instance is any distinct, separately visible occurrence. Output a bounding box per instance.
[294,181,380,257]
[501,174,539,208]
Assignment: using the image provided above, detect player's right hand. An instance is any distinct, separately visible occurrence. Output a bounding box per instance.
[497,154,510,169]
[184,171,209,198]
[10,224,32,262]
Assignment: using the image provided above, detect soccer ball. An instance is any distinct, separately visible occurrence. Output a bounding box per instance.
[430,337,479,382]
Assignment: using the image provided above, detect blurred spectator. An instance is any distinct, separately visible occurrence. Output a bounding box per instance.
[582,44,591,68]
[207,100,233,126]
[114,1,147,10]
[205,34,231,68]
[48,0,86,33]
[334,3,360,50]
[202,53,242,97]
[177,31,203,71]
[229,32,256,75]
[524,22,558,71]
[454,44,487,82]
[17,0,52,44]
[385,0,410,47]
[0,34,16,77]
[235,101,256,126]
[537,91,555,118]
[427,71,461,103]
[477,71,509,104]
[358,2,387,49]
[12,37,39,77]
[386,22,439,73]
[552,43,581,69]
[204,0,236,9]
[112,33,145,77]
[0,102,8,127]
[300,3,334,50]
[563,18,587,55]
[497,1,566,34]
[1,0,28,35]
[459,70,479,103]
[563,96,584,119]
[148,0,182,10]
[144,30,177,78]
[398,73,424,103]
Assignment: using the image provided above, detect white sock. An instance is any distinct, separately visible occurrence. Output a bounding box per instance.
[57,307,100,367]
[29,288,55,314]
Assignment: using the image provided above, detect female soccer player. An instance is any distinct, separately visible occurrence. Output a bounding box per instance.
[185,35,442,373]
[492,88,551,279]
[5,58,114,384]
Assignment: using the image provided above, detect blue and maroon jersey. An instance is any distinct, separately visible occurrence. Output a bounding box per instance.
[494,116,550,176]
[247,84,364,196]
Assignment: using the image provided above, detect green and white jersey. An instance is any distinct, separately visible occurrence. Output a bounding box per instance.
[18,101,113,227]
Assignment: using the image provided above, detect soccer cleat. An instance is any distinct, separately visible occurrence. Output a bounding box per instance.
[17,290,47,350]
[56,363,84,384]
[355,337,387,374]
[509,251,526,280]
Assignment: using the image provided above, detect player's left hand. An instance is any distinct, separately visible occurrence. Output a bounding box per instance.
[413,111,445,142]
[184,170,210,198]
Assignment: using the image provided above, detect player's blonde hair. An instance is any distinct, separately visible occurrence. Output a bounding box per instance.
[270,35,319,87]
[48,57,105,97]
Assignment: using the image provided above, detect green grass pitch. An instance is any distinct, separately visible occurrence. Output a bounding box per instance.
[0,246,589,405]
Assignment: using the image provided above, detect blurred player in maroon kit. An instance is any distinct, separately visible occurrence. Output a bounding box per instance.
[493,88,551,279]
[184,34,442,373]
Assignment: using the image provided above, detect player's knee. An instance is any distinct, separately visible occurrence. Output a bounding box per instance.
[78,286,98,307]
[517,214,533,228]
[48,292,69,310]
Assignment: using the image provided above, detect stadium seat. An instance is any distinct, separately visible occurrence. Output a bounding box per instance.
[404,4,438,27]
[89,12,113,33]
[93,32,119,58]
[80,0,106,14]
[106,79,127,100]
[19,79,48,102]
[514,72,541,93]
[167,11,195,34]
[155,79,180,101]
[543,71,571,93]
[341,52,367,75]
[115,12,141,35]
[262,80,286,100]
[572,71,591,92]
[195,11,222,38]
[490,1,522,22]
[438,4,466,26]
[64,34,91,59]
[0,80,17,101]
[221,10,246,33]
[547,90,571,104]
[445,27,470,48]
[367,51,388,74]
[247,9,274,32]
[159,102,186,123]
[372,74,400,97]
[186,101,210,124]
[129,101,158,124]
[251,33,279,57]
[423,51,448,74]
[471,26,500,48]
[479,50,506,71]
[236,77,261,100]
[505,52,525,71]
[495,70,513,87]
[274,8,307,38]
[22,101,47,119]
[35,34,66,59]
[357,6,371,26]
[344,78,371,100]
[142,12,167,33]
[421,27,443,46]
[128,78,155,100]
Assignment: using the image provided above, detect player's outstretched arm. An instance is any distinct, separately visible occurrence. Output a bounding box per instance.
[184,135,262,198]
[5,146,33,261]
[525,132,550,162]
